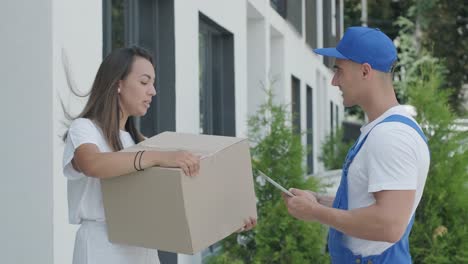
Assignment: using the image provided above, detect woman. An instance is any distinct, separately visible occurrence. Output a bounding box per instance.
[63,46,256,264]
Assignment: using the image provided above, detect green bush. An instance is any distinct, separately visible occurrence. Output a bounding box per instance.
[206,89,330,264]
[319,128,353,170]
[394,16,468,263]
[404,58,468,264]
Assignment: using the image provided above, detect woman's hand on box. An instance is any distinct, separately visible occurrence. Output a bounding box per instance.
[237,216,257,233]
[156,151,200,177]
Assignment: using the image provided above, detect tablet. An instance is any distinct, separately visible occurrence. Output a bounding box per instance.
[258,170,295,197]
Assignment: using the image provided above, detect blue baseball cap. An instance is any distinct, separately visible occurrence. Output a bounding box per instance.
[314,27,397,72]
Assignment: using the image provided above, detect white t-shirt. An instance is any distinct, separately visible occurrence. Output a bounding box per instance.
[63,118,159,264]
[343,105,430,257]
[63,118,135,224]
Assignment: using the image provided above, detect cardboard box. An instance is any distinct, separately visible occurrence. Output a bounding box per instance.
[101,132,258,254]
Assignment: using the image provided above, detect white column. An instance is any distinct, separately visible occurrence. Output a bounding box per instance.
[0,1,54,263]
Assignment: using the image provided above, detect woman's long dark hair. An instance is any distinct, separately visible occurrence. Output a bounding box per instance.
[63,46,154,151]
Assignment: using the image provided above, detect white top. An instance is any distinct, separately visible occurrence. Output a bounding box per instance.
[343,105,430,256]
[63,118,135,224]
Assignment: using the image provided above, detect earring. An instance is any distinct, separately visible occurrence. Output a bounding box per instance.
[118,88,121,93]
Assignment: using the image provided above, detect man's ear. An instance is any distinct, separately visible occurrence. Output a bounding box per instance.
[361,63,372,79]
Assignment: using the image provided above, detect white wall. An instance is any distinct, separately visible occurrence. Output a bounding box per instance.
[1,0,105,263]
[270,25,286,104]
[247,3,268,116]
[0,1,54,263]
[263,0,342,173]
[52,0,103,263]
[174,0,249,137]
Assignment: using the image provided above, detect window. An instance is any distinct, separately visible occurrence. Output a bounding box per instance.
[305,0,317,48]
[306,86,314,174]
[199,13,236,136]
[336,104,340,131]
[330,101,335,136]
[102,0,124,54]
[335,0,343,39]
[322,0,341,68]
[292,76,301,135]
[270,0,302,35]
[286,0,302,34]
[103,0,176,136]
[270,0,286,18]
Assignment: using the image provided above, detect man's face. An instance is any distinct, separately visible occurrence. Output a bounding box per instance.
[331,59,362,107]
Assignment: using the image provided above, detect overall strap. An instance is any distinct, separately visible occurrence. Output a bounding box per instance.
[333,114,428,210]
[328,114,429,263]
[377,115,428,143]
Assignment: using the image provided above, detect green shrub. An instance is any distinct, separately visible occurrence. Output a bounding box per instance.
[404,58,468,264]
[319,128,353,170]
[394,15,468,263]
[206,89,330,264]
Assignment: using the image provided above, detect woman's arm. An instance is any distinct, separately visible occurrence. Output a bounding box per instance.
[72,143,200,178]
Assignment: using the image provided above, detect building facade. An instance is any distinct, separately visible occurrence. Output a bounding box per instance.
[1,0,344,263]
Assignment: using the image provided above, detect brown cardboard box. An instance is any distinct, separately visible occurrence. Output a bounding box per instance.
[101,132,258,254]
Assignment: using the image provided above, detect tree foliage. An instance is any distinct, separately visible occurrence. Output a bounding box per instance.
[415,0,468,112]
[206,89,330,264]
[403,55,468,264]
[395,15,468,263]
[319,128,353,170]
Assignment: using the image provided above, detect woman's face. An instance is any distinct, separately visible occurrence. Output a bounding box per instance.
[118,56,156,117]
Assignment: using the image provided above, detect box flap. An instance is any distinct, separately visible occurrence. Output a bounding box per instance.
[136,132,245,157]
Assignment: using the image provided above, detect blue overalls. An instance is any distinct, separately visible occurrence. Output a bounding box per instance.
[328,115,428,264]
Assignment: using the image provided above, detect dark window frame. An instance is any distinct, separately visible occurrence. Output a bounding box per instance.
[322,0,341,68]
[270,0,287,18]
[199,13,236,137]
[291,75,301,135]
[287,0,302,34]
[102,0,176,137]
[330,101,334,136]
[306,85,314,174]
[270,0,302,35]
[335,104,339,131]
[305,0,317,48]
